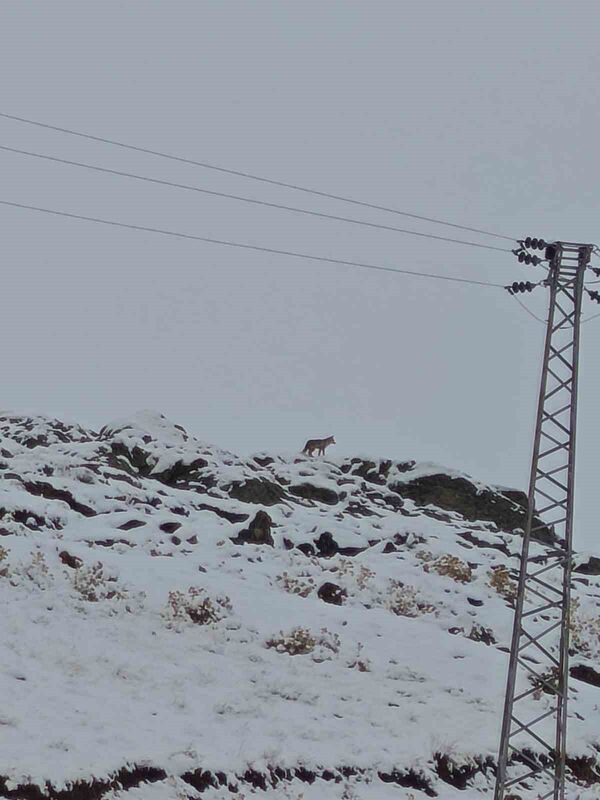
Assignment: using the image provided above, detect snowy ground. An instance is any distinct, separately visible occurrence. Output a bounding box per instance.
[0,412,598,799]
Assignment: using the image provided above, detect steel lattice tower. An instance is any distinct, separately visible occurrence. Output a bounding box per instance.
[494,242,593,800]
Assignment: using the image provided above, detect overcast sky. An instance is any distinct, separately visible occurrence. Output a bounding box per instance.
[1,1,599,548]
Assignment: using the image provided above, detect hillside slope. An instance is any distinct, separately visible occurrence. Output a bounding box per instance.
[0,411,598,800]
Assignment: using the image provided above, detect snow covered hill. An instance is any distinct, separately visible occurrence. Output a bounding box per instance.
[0,411,598,800]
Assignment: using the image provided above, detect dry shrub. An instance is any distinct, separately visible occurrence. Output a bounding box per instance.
[424,554,472,583]
[72,562,126,602]
[0,545,9,578]
[266,626,340,661]
[386,580,436,618]
[347,642,371,672]
[276,572,315,598]
[25,551,50,587]
[163,587,232,628]
[530,666,560,700]
[415,549,434,563]
[570,598,600,659]
[488,565,517,604]
[328,558,375,590]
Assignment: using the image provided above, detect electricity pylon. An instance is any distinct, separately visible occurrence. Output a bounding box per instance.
[494,241,593,800]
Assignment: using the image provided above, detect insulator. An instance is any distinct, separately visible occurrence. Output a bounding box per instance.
[525,237,533,248]
[531,238,539,249]
[537,239,546,250]
[519,282,526,293]
[531,256,542,266]
[588,290,600,303]
[517,252,525,263]
[512,282,520,294]
[525,254,532,265]
[526,282,534,292]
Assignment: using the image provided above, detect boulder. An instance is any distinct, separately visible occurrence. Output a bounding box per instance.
[231,511,274,546]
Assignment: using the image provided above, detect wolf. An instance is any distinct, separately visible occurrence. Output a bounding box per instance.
[302,435,336,456]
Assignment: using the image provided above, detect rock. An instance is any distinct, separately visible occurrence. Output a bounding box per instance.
[59,551,82,569]
[467,597,484,607]
[315,532,338,557]
[231,511,274,546]
[570,664,600,687]
[290,483,338,505]
[152,457,208,486]
[574,556,600,575]
[228,478,285,506]
[23,481,96,518]
[160,521,182,534]
[317,582,347,605]
[391,474,553,543]
[118,519,146,530]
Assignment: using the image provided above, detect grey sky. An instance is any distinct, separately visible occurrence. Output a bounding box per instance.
[1,1,599,547]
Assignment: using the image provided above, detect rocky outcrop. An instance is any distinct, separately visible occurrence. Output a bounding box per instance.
[231,510,274,546]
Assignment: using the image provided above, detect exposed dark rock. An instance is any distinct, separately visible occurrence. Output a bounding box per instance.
[574,556,600,575]
[90,539,132,549]
[58,551,82,570]
[392,474,553,543]
[152,457,208,486]
[458,530,511,556]
[231,511,274,546]
[228,478,285,506]
[0,764,167,800]
[290,483,338,505]
[346,501,378,517]
[566,755,600,784]
[253,455,274,467]
[181,769,219,793]
[378,769,436,796]
[195,503,248,524]
[435,754,494,790]
[467,597,484,607]
[159,522,181,534]
[346,459,390,485]
[23,482,96,518]
[384,494,405,511]
[383,542,397,553]
[570,664,600,687]
[117,519,146,531]
[170,506,188,516]
[318,581,347,605]
[171,535,181,545]
[315,532,338,557]
[108,443,152,476]
[297,542,315,556]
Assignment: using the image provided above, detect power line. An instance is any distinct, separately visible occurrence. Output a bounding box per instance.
[509,293,547,324]
[0,143,511,254]
[0,110,516,244]
[582,310,600,324]
[0,198,506,289]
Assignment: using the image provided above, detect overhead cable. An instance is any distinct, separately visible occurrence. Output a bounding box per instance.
[0,144,511,254]
[0,110,516,243]
[0,198,506,289]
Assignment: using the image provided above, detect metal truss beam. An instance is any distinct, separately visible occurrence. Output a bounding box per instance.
[494,242,593,800]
